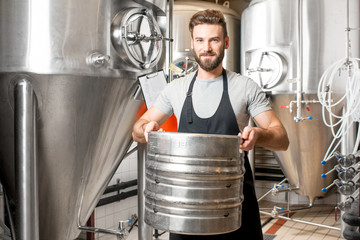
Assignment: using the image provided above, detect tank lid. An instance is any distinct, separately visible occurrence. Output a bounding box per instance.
[174,0,240,18]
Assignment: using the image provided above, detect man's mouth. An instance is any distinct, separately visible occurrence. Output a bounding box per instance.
[200,52,216,57]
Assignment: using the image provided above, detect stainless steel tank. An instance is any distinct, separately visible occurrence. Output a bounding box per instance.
[172,0,241,77]
[145,132,244,235]
[241,0,360,204]
[0,0,167,239]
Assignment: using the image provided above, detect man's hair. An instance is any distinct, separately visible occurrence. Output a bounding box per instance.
[189,9,227,39]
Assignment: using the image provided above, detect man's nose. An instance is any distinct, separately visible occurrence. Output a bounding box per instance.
[203,41,212,52]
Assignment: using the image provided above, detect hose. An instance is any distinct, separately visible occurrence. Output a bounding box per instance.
[317,57,360,162]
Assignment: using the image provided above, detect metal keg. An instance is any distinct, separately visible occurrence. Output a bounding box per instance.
[144,132,245,235]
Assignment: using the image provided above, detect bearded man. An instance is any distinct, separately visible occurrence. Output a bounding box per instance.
[132,9,289,240]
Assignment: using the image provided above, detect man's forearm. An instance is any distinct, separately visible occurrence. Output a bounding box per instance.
[255,126,289,151]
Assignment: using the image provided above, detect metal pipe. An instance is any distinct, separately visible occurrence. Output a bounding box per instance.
[260,210,341,231]
[345,0,351,65]
[77,209,128,236]
[257,178,288,202]
[78,225,124,236]
[96,190,137,207]
[295,0,303,122]
[167,0,174,82]
[103,179,137,195]
[137,143,153,240]
[14,79,39,240]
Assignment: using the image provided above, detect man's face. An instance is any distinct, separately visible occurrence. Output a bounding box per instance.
[191,24,229,72]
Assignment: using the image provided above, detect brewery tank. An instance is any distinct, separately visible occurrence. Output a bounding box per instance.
[241,0,360,203]
[172,0,241,76]
[0,0,167,239]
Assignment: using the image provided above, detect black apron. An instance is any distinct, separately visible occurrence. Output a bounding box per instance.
[170,69,263,240]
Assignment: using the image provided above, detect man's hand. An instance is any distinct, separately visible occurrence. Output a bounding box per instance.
[132,106,170,143]
[237,110,289,151]
[238,126,257,151]
[144,121,161,142]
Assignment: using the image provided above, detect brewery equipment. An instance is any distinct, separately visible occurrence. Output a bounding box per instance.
[241,0,360,204]
[0,0,167,239]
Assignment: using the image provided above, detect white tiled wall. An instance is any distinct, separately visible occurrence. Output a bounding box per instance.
[94,142,139,238]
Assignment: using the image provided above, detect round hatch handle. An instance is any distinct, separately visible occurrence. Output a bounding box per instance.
[111,8,169,69]
[246,51,287,89]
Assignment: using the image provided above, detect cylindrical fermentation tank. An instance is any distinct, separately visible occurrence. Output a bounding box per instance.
[241,0,360,203]
[172,0,241,76]
[0,0,167,239]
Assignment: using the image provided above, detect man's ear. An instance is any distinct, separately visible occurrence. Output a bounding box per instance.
[191,38,194,49]
[225,36,230,50]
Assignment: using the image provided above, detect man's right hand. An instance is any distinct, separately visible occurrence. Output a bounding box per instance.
[132,106,171,143]
[143,121,161,142]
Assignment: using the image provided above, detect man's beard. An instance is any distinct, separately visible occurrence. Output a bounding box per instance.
[194,48,225,72]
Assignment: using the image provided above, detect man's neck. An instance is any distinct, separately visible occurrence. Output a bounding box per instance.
[197,64,223,79]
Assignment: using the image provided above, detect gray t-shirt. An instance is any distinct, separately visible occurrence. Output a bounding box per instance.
[154,70,272,131]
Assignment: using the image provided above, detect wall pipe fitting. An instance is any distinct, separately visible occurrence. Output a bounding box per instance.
[97,190,137,208]
[103,179,137,195]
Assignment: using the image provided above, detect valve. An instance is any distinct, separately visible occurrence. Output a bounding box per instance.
[321,151,358,166]
[337,188,359,212]
[322,179,342,193]
[338,167,357,181]
[337,196,355,212]
[271,183,285,196]
[338,181,356,195]
[117,217,134,240]
[321,165,343,178]
[281,99,318,121]
[294,116,313,121]
[271,206,284,218]
[320,165,357,181]
[333,151,357,167]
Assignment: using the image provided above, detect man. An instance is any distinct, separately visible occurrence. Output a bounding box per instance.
[133,9,289,240]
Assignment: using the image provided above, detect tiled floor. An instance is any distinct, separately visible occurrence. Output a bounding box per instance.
[259,200,344,240]
[96,200,345,240]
